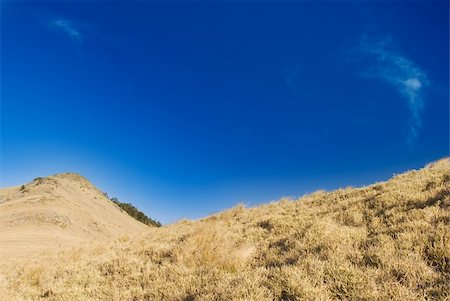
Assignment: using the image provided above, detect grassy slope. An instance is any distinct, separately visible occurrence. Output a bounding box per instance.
[1,159,449,300]
[0,173,149,263]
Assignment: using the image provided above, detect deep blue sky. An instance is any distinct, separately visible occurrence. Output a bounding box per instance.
[1,1,448,224]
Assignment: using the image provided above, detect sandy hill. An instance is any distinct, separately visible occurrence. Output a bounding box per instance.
[1,159,449,300]
[0,173,149,262]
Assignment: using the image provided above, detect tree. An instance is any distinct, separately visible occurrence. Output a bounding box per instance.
[106,194,161,227]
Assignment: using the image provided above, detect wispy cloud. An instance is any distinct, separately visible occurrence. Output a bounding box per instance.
[285,64,301,87]
[353,34,429,146]
[50,18,82,42]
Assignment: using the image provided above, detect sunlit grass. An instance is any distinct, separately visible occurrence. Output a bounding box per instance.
[1,159,449,300]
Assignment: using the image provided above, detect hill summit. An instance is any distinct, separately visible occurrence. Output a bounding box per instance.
[0,173,150,262]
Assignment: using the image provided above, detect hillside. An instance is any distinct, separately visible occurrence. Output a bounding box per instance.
[1,159,449,300]
[0,173,150,263]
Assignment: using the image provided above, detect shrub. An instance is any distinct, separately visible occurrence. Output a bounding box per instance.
[109,196,161,227]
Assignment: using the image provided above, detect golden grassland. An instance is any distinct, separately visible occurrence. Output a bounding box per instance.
[0,173,148,263]
[1,159,449,300]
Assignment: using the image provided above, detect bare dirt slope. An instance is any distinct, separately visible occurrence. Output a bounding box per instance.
[0,173,149,263]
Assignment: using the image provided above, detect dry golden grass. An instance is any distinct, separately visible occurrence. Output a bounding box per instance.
[1,159,449,300]
[0,173,149,263]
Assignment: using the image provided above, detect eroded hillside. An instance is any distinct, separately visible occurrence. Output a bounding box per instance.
[1,159,449,300]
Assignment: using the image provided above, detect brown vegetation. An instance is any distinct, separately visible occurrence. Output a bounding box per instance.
[1,159,449,300]
[0,173,149,263]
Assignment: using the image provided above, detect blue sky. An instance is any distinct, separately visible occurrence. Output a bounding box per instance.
[1,0,448,224]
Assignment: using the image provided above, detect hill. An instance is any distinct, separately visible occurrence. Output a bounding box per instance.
[1,159,449,300]
[0,173,150,263]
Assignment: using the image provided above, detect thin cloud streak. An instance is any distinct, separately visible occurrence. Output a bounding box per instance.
[355,35,429,146]
[50,19,82,42]
[285,64,301,87]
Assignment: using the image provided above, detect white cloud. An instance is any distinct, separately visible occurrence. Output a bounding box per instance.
[404,78,421,90]
[50,19,82,42]
[355,35,429,145]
